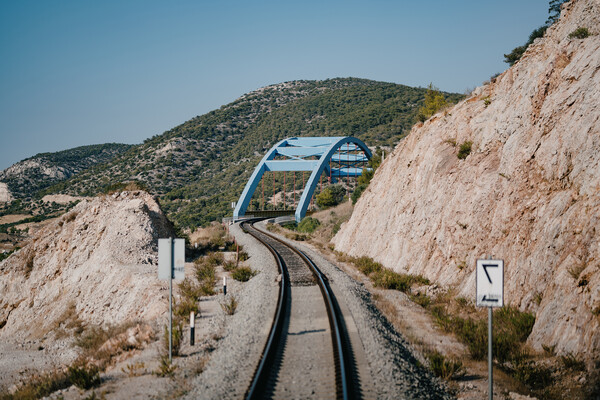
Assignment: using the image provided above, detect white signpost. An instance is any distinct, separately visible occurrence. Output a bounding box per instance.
[158,238,185,363]
[476,258,504,400]
[476,259,504,307]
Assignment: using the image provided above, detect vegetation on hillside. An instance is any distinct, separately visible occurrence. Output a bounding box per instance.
[351,148,384,204]
[33,78,463,229]
[0,143,132,199]
[416,83,448,122]
[503,0,569,66]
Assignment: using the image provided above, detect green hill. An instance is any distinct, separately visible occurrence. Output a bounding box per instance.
[37,78,463,228]
[0,143,133,199]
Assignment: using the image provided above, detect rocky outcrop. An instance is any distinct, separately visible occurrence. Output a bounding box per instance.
[0,191,174,340]
[334,0,600,359]
[0,183,13,203]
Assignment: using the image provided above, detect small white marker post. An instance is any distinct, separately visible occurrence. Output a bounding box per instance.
[223,276,227,296]
[476,257,504,400]
[190,311,195,346]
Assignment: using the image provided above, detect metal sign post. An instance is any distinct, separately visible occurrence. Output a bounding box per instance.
[476,258,504,400]
[159,238,185,363]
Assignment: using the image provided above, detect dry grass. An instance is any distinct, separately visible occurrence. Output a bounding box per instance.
[53,302,85,338]
[425,350,465,380]
[194,354,211,374]
[221,296,238,315]
[0,369,70,400]
[65,211,78,223]
[75,321,146,369]
[121,361,146,377]
[189,222,230,253]
[1,363,101,399]
[568,264,586,280]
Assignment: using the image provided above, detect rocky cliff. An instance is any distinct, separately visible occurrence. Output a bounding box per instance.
[334,0,600,359]
[0,191,174,340]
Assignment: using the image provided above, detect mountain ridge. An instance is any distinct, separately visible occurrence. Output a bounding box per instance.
[0,143,133,201]
[3,78,463,228]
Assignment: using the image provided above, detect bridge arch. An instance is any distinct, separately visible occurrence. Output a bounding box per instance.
[234,136,372,222]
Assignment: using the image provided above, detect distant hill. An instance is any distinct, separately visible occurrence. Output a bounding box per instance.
[29,78,462,227]
[0,143,133,200]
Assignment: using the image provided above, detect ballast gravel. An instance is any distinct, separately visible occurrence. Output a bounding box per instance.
[183,222,279,400]
[186,220,452,399]
[258,222,453,400]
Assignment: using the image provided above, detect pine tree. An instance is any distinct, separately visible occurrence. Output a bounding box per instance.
[417,84,447,122]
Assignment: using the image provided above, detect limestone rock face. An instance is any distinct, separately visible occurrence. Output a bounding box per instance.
[0,183,13,203]
[334,0,600,359]
[0,191,174,340]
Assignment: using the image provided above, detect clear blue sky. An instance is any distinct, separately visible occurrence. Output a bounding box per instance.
[0,0,550,170]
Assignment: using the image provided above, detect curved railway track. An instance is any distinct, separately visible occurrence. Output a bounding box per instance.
[241,219,359,400]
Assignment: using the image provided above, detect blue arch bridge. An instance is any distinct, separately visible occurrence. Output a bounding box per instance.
[233,136,372,223]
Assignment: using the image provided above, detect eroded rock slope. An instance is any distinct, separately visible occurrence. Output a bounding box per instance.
[0,191,174,340]
[334,0,600,359]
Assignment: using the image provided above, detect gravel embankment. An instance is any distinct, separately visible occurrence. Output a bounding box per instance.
[266,222,453,400]
[184,222,279,399]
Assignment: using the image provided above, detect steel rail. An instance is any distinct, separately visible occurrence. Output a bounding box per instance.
[241,219,289,400]
[242,219,354,400]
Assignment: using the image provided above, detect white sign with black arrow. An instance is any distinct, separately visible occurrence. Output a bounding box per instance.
[476,259,504,307]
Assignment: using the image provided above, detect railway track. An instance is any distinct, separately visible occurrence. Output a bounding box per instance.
[241,219,359,400]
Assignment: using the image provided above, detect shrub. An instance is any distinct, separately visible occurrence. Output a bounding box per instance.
[316,185,346,208]
[410,292,431,308]
[569,27,590,39]
[417,83,447,122]
[431,305,535,362]
[121,361,146,377]
[457,141,472,159]
[198,280,215,296]
[426,350,465,380]
[568,264,586,279]
[205,252,224,267]
[223,260,237,272]
[504,25,547,65]
[351,183,368,204]
[178,278,202,302]
[237,250,249,262]
[353,256,383,276]
[560,353,586,371]
[510,359,553,390]
[297,217,320,233]
[173,296,199,319]
[232,266,257,282]
[67,365,101,390]
[371,269,412,292]
[195,261,216,283]
[65,211,78,223]
[156,355,177,377]
[221,296,238,315]
[163,321,183,357]
[3,369,70,399]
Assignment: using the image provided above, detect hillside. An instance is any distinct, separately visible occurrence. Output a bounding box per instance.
[0,190,173,338]
[0,190,174,390]
[334,0,599,368]
[0,143,132,200]
[39,78,463,228]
